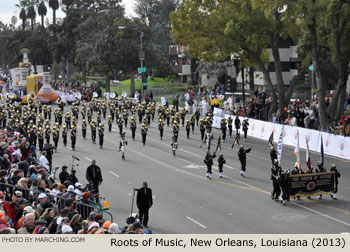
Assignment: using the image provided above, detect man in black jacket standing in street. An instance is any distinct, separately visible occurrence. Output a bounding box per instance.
[86,160,103,194]
[136,182,153,228]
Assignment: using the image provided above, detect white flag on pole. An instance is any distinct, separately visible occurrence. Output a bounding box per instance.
[277,125,285,166]
[294,130,300,163]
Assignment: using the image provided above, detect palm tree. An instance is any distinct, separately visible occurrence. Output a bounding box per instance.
[62,0,74,12]
[11,16,18,30]
[27,4,36,31]
[38,0,47,29]
[48,0,59,25]
[16,0,30,30]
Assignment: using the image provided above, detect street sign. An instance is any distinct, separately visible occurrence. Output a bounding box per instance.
[139,51,145,61]
[309,65,314,71]
[138,67,146,73]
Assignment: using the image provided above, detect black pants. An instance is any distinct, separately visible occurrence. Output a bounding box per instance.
[132,129,136,140]
[124,119,128,127]
[88,116,91,124]
[236,128,240,138]
[240,159,246,172]
[147,117,151,125]
[92,131,96,143]
[39,138,44,151]
[138,207,150,226]
[58,118,62,125]
[186,129,190,139]
[181,117,185,127]
[63,135,67,146]
[218,164,223,173]
[53,138,59,150]
[66,121,71,129]
[200,130,205,141]
[82,129,86,139]
[108,124,112,132]
[272,179,281,199]
[103,111,106,119]
[138,115,142,123]
[191,124,195,133]
[244,129,248,140]
[222,129,226,141]
[228,126,232,137]
[167,118,170,126]
[92,181,100,194]
[207,164,212,174]
[160,129,163,139]
[45,136,50,144]
[99,135,104,147]
[142,133,147,145]
[3,120,6,128]
[71,136,76,149]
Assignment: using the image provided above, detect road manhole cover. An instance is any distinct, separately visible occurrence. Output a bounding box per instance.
[271,214,306,223]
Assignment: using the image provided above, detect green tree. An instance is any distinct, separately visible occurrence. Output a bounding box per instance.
[48,0,59,25]
[295,0,350,131]
[27,2,36,31]
[16,0,30,30]
[38,0,47,30]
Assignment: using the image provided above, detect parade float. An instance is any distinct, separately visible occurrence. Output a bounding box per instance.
[9,48,58,104]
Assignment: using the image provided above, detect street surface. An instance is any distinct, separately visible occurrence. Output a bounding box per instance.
[51,105,350,234]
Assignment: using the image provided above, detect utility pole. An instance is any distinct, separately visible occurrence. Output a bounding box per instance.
[140,31,144,101]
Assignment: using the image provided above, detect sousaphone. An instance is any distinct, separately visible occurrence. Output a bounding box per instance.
[93,92,98,98]
[110,92,116,99]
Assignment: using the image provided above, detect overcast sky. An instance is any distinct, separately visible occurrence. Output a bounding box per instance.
[0,0,135,25]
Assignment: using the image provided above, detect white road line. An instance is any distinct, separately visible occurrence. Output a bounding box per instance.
[67,147,72,150]
[85,156,92,162]
[186,216,207,229]
[109,171,120,178]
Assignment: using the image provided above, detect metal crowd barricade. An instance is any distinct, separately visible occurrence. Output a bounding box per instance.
[0,182,112,222]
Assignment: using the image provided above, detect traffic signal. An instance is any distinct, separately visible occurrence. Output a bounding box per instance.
[141,72,147,84]
[305,73,309,84]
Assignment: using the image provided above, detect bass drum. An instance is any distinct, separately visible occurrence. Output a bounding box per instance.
[110,92,116,99]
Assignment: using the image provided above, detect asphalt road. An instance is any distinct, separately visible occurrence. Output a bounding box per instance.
[49,105,350,234]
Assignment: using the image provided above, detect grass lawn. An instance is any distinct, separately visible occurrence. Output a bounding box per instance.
[110,77,170,92]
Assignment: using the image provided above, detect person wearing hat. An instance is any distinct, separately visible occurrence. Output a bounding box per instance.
[65,112,71,129]
[90,119,97,144]
[117,116,124,135]
[107,115,113,132]
[180,107,187,127]
[70,125,77,151]
[204,150,216,180]
[238,145,251,178]
[36,193,54,216]
[271,159,281,201]
[108,223,119,234]
[32,219,47,234]
[74,182,83,198]
[118,132,128,160]
[130,116,137,141]
[141,123,148,146]
[98,124,104,149]
[199,118,206,142]
[330,164,341,200]
[242,118,249,142]
[132,221,144,234]
[136,182,153,228]
[123,109,128,128]
[44,125,51,144]
[234,115,241,138]
[217,152,226,178]
[158,118,164,140]
[221,118,227,142]
[52,126,59,152]
[190,113,196,133]
[185,119,191,139]
[62,124,68,146]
